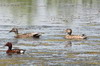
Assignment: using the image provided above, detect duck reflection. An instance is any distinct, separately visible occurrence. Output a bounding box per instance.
[64,41,72,48]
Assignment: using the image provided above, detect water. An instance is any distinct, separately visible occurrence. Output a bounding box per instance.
[0,0,100,66]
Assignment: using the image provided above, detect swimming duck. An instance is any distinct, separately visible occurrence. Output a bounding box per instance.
[5,42,26,54]
[65,29,87,39]
[9,28,41,38]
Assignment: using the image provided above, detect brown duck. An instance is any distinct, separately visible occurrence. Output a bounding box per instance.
[5,42,26,54]
[65,29,87,39]
[9,28,41,38]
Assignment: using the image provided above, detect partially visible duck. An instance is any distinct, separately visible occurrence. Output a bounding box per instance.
[5,42,26,54]
[65,29,87,39]
[9,28,41,38]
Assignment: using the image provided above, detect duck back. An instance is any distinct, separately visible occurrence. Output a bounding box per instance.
[65,35,87,39]
[15,33,40,38]
[6,49,26,54]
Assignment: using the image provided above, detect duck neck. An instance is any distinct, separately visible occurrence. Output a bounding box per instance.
[15,30,19,35]
[68,32,72,35]
[8,46,12,50]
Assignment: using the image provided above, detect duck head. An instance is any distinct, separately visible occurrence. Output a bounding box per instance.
[5,42,12,50]
[65,29,72,35]
[9,28,18,34]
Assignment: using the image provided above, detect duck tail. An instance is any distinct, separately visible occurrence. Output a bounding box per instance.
[33,34,41,38]
[82,34,85,36]
[82,34,87,39]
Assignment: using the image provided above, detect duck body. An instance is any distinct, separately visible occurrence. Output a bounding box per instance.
[9,28,41,38]
[65,35,87,39]
[6,49,26,54]
[65,29,87,39]
[5,42,26,54]
[15,33,40,38]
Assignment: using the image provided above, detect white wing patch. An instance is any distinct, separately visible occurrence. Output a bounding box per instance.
[20,50,24,53]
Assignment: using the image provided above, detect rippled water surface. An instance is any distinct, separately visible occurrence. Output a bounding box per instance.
[0,0,100,66]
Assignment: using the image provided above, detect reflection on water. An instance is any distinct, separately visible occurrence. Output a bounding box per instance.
[0,0,100,66]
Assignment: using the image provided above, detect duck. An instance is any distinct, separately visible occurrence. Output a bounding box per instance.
[5,42,26,54]
[65,29,87,39]
[9,28,41,38]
